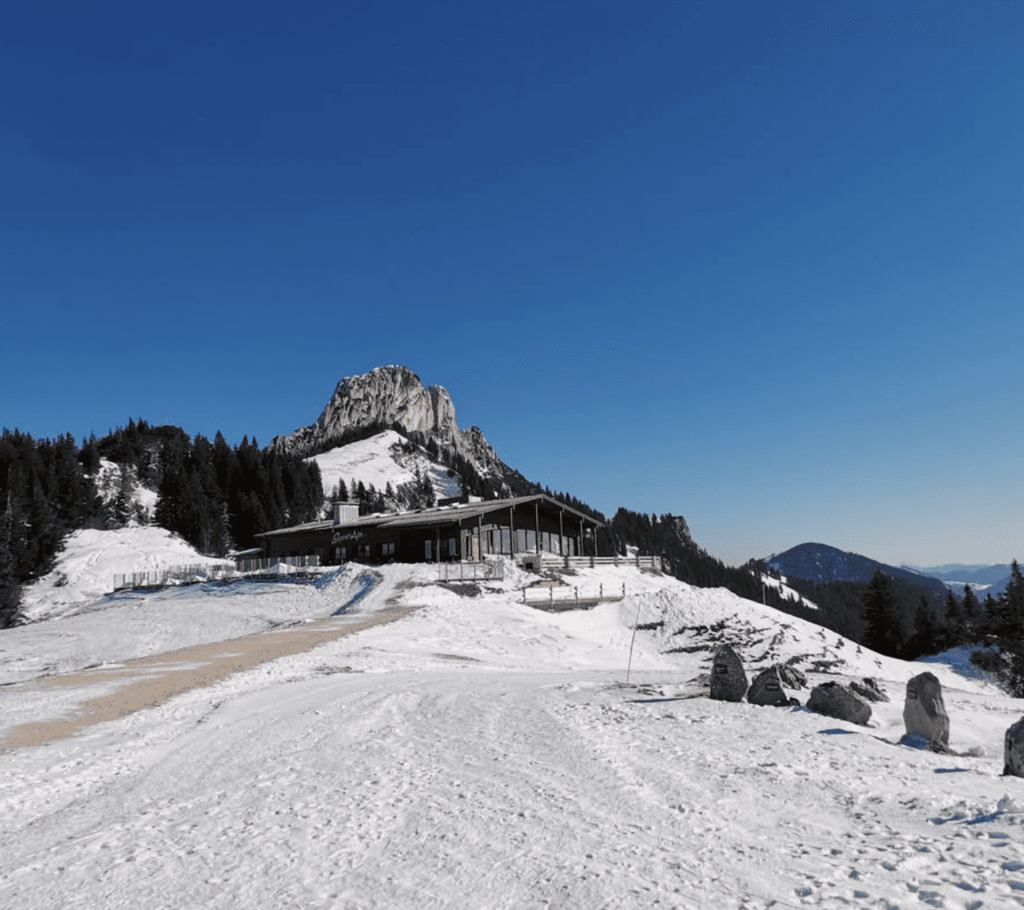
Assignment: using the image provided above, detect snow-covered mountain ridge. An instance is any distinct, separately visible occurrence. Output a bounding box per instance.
[269,366,532,498]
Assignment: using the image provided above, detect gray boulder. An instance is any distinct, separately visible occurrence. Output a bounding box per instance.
[748,666,793,707]
[808,681,872,726]
[851,677,888,703]
[1005,717,1024,777]
[778,664,807,690]
[902,672,949,751]
[709,644,748,702]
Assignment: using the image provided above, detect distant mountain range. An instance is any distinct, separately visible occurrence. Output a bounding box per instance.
[767,544,1015,601]
[766,543,949,599]
[903,563,1012,592]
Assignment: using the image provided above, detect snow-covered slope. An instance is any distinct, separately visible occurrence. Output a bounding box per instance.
[18,526,227,623]
[311,429,461,501]
[2,553,1023,909]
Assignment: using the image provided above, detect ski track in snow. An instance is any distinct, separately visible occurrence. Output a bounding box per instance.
[3,670,1024,909]
[3,539,1024,909]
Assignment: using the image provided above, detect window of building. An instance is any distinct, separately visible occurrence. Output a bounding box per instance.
[382,542,395,558]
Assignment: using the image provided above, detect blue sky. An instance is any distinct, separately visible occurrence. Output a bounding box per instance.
[3,0,1022,567]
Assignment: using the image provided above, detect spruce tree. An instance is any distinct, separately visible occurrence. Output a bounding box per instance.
[862,569,906,656]
[944,589,965,648]
[961,585,981,642]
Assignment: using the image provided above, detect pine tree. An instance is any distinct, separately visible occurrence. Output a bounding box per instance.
[862,569,906,657]
[944,589,965,648]
[961,585,981,642]
[990,561,1024,695]
[0,509,21,627]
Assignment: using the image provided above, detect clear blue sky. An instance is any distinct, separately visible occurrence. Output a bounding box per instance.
[3,0,1022,567]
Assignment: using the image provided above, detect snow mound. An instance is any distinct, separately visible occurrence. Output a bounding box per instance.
[19,526,227,622]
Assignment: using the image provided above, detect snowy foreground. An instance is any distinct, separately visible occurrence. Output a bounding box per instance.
[3,541,1024,908]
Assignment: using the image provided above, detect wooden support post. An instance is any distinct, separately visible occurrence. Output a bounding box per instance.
[559,508,567,568]
[509,505,515,556]
[435,526,440,564]
[477,514,483,560]
[535,500,541,554]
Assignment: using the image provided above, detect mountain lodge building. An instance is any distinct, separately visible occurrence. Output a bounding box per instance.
[255,493,603,565]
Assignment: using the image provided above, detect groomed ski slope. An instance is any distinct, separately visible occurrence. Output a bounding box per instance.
[2,541,1023,909]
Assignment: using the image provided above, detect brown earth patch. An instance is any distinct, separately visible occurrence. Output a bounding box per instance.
[0,607,417,754]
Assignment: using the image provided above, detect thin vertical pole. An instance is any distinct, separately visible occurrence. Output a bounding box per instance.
[626,598,642,684]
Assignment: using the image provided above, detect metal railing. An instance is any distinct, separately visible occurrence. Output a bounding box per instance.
[113,555,321,592]
[437,560,505,582]
[539,555,663,571]
[522,582,627,611]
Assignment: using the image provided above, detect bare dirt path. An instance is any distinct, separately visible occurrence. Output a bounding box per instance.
[0,606,417,754]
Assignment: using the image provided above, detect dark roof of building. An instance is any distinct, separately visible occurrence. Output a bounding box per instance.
[255,493,604,539]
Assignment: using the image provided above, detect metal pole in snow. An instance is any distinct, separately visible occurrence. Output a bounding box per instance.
[626,596,642,684]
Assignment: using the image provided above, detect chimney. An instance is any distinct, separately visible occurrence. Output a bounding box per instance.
[333,501,360,524]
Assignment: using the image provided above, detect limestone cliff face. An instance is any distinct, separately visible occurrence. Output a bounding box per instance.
[270,367,519,489]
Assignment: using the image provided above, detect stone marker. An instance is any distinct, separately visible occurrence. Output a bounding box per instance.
[902,672,949,751]
[709,644,748,702]
[778,664,807,691]
[747,666,793,708]
[808,681,872,726]
[851,678,888,703]
[1005,717,1024,777]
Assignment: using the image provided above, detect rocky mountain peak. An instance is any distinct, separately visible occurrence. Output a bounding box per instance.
[269,366,457,456]
[269,366,539,500]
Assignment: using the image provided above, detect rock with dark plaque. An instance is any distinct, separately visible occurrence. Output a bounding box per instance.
[902,672,949,751]
[1005,718,1024,777]
[808,681,872,726]
[747,666,794,707]
[709,644,748,702]
[851,678,888,703]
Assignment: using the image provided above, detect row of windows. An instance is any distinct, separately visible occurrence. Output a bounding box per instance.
[330,529,579,563]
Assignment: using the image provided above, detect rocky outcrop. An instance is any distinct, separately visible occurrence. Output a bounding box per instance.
[851,678,888,703]
[272,366,460,456]
[269,366,536,496]
[778,664,807,690]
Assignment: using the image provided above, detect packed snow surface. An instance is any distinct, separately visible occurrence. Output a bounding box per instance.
[3,532,1024,909]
